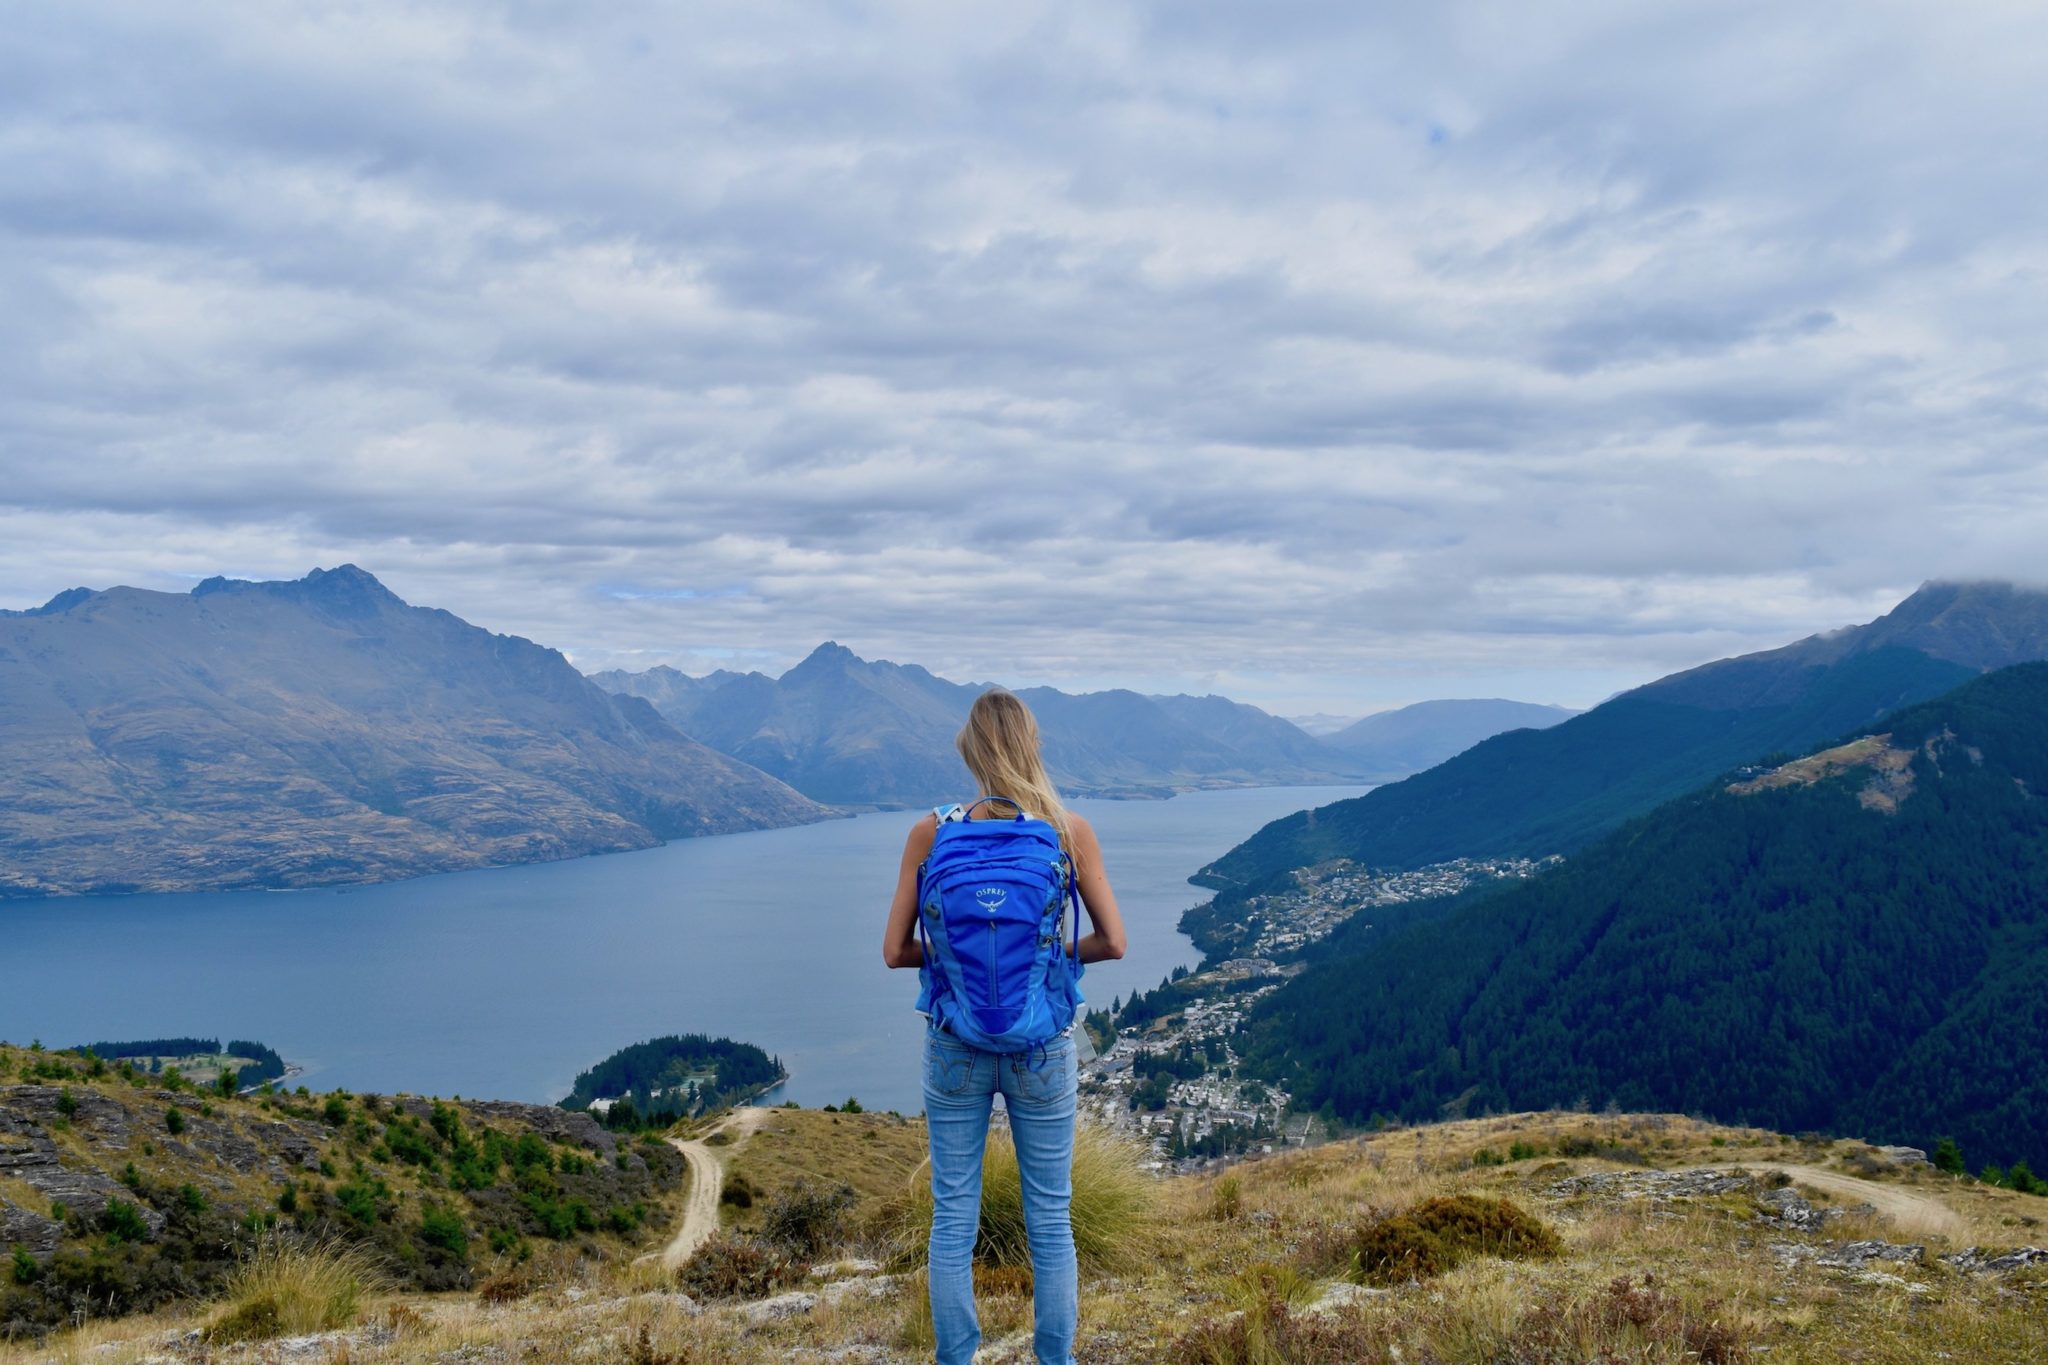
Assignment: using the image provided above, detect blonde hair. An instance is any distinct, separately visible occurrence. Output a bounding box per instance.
[956,689,1074,857]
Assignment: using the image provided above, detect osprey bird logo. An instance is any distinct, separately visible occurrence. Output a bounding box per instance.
[974,886,1008,912]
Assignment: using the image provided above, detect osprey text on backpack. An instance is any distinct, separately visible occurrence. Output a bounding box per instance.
[916,798,1085,1052]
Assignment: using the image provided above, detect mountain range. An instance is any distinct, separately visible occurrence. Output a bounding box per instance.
[592,649,1585,808]
[1196,581,2048,895]
[0,567,825,896]
[1241,660,2048,1171]
[1320,698,1578,781]
[592,644,1369,805]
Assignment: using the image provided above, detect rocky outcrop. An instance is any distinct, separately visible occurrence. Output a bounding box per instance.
[0,1087,165,1242]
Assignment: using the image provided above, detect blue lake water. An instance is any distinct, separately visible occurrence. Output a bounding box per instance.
[0,787,1363,1115]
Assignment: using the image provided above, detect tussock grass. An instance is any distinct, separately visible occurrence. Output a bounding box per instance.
[204,1237,380,1343]
[888,1121,1161,1273]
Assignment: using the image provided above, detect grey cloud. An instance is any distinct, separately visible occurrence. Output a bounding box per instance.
[4,1,2048,714]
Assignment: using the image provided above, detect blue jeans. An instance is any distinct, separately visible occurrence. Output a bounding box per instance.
[923,1027,1078,1365]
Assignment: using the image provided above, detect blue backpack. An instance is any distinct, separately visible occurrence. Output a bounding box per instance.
[916,798,1085,1052]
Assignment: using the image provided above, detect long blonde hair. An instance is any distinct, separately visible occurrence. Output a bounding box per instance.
[956,688,1073,856]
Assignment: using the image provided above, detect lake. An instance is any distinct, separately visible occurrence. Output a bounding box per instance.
[0,786,1364,1115]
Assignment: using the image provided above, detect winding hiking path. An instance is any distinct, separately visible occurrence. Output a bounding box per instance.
[1721,1163,1968,1240]
[646,1106,771,1270]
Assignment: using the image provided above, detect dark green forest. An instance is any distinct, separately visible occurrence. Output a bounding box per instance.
[1197,646,1976,896]
[1241,663,2048,1172]
[558,1034,783,1123]
[71,1038,287,1089]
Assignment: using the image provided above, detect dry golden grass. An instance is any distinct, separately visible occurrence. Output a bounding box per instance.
[205,1237,382,1343]
[7,1101,2046,1364]
[885,1120,1163,1274]
[720,1106,926,1242]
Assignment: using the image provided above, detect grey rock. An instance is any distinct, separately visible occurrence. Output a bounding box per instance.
[1944,1245,2048,1273]
[1546,1168,1756,1201]
[0,1200,63,1254]
[970,1332,1035,1364]
[1877,1145,1930,1167]
[1772,1239,1925,1270]
[810,1257,884,1279]
[818,1274,901,1305]
[1303,1281,1390,1316]
[735,1289,820,1327]
[1755,1186,1830,1230]
[2,1085,136,1150]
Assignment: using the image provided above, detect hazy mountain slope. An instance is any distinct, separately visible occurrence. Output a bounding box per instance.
[1322,698,1580,778]
[1196,582,2048,891]
[584,663,751,719]
[593,644,1373,805]
[0,567,824,897]
[1242,662,2048,1171]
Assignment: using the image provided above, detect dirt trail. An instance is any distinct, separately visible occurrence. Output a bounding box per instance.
[642,1106,771,1270]
[1722,1163,1968,1241]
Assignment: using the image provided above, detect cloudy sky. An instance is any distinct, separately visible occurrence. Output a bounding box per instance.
[4,2,2045,715]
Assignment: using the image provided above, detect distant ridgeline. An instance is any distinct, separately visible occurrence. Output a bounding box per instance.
[559,1035,783,1129]
[1196,581,2048,899]
[1240,662,2048,1175]
[70,1038,287,1089]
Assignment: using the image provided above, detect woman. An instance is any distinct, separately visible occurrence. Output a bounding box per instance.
[882,688,1127,1365]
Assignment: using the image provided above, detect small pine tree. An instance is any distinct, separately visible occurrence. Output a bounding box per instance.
[1932,1137,1965,1174]
[165,1106,186,1135]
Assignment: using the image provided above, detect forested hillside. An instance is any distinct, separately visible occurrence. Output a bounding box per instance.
[1241,662,2048,1173]
[1197,581,2048,895]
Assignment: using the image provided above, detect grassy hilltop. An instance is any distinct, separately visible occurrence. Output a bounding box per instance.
[5,1042,2045,1363]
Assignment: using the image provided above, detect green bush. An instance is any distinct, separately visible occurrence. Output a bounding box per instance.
[56,1087,78,1118]
[165,1106,186,1135]
[10,1245,39,1284]
[419,1204,468,1257]
[1933,1137,1965,1174]
[101,1199,150,1245]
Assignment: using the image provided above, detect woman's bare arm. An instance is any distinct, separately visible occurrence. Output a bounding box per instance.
[881,814,939,969]
[1067,815,1128,964]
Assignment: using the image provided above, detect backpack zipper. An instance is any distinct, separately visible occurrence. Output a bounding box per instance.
[987,920,999,1005]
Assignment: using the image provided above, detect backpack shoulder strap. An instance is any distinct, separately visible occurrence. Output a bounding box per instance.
[932,803,966,824]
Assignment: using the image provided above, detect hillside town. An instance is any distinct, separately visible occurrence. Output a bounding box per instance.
[1085,854,1561,1169]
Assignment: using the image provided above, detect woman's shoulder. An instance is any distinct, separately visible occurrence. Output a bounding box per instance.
[1066,811,1100,845]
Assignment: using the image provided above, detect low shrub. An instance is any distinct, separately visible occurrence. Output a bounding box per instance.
[1170,1294,1398,1364]
[476,1265,538,1303]
[1556,1135,1648,1165]
[761,1180,857,1258]
[1509,1274,1750,1363]
[676,1232,799,1301]
[205,1239,378,1344]
[1349,1194,1562,1285]
[1209,1174,1245,1221]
